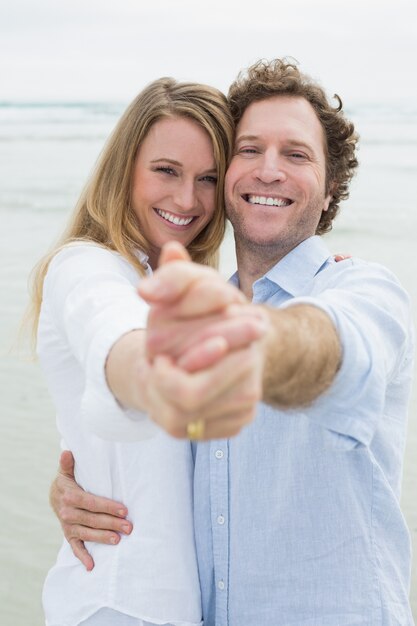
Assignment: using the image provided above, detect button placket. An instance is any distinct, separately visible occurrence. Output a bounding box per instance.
[209,440,230,625]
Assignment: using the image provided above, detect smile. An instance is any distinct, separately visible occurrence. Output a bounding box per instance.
[244,194,292,207]
[155,208,196,226]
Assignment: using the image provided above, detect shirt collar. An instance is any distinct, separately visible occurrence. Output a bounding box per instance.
[134,249,149,264]
[230,236,334,297]
[133,248,152,275]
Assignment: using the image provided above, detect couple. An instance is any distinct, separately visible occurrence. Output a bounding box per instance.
[33,59,415,625]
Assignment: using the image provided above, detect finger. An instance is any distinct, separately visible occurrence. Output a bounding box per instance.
[156,278,246,319]
[156,315,267,365]
[144,347,262,435]
[179,344,261,409]
[146,310,227,358]
[151,344,262,417]
[181,374,262,424]
[139,261,211,303]
[69,538,95,571]
[178,336,229,373]
[158,241,191,266]
[334,253,351,262]
[61,507,133,534]
[139,261,241,308]
[67,524,122,546]
[196,409,256,440]
[63,490,129,518]
[59,450,75,478]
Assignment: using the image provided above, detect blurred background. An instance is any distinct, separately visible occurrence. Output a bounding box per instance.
[1,1,416,623]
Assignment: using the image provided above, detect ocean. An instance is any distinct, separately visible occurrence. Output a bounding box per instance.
[0,101,416,624]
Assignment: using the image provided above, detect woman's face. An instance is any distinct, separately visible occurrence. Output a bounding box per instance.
[131,116,218,267]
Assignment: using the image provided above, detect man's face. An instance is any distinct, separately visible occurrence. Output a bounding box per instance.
[225,96,332,258]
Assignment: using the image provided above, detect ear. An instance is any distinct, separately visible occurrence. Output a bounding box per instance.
[323,181,337,212]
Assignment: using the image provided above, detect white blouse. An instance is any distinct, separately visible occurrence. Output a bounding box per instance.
[38,244,202,626]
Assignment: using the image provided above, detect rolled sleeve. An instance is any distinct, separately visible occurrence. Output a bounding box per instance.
[43,244,158,441]
[283,260,413,446]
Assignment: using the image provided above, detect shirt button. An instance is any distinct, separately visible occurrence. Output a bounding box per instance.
[215,450,224,459]
[218,580,225,590]
[217,515,225,525]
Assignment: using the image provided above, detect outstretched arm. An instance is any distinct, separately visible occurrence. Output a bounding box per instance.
[139,242,341,412]
[259,303,341,407]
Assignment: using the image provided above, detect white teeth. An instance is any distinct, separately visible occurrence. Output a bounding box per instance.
[247,195,290,207]
[156,209,194,226]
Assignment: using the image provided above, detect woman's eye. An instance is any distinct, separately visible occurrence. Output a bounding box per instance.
[155,166,176,175]
[200,175,217,184]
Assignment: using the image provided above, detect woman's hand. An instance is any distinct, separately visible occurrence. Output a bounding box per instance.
[334,253,351,262]
[50,451,132,570]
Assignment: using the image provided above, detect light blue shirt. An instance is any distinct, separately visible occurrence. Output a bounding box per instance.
[193,236,415,626]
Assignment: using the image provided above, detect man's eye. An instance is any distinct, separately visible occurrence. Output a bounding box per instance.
[290,152,306,159]
[238,147,258,154]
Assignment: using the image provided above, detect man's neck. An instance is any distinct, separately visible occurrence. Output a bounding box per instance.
[235,242,285,300]
[235,237,309,300]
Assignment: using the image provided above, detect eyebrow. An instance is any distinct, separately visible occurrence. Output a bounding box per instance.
[235,135,259,144]
[150,158,182,166]
[235,135,316,153]
[150,158,217,173]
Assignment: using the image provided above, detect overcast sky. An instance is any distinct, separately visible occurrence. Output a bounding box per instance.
[1,0,416,103]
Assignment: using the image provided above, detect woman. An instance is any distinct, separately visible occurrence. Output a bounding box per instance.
[31,77,259,626]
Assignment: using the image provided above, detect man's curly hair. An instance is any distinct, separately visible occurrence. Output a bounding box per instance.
[227,59,359,234]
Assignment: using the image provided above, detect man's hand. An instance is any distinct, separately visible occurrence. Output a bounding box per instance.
[50,451,132,570]
[144,342,264,439]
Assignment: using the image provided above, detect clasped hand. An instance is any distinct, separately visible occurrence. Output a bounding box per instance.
[138,241,267,440]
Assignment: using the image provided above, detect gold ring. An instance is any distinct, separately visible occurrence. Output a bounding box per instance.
[186,419,205,440]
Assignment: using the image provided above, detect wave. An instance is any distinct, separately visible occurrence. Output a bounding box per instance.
[0,134,109,142]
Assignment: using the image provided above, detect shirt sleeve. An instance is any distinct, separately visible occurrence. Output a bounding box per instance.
[282,259,414,447]
[42,244,159,441]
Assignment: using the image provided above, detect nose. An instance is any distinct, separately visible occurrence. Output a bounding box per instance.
[174,180,197,212]
[255,150,287,184]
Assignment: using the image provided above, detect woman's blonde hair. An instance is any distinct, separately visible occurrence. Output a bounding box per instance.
[29,77,234,343]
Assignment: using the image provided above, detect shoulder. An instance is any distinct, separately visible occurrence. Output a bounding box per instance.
[316,256,408,297]
[49,242,124,269]
[46,243,149,285]
[297,256,412,340]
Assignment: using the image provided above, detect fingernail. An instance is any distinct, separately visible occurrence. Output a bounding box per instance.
[139,277,158,294]
[205,337,228,353]
[121,524,131,534]
[117,509,127,517]
[225,304,244,316]
[254,319,269,335]
[140,278,166,296]
[110,535,119,544]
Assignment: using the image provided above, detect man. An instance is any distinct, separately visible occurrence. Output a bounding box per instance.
[51,60,415,624]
